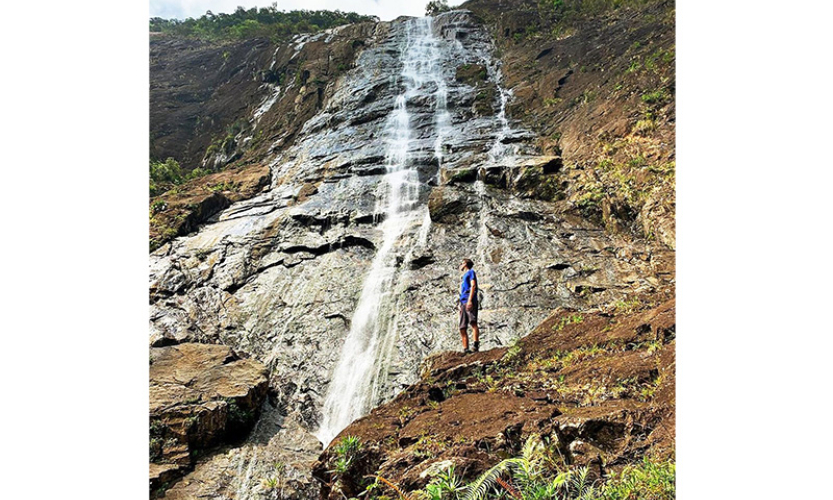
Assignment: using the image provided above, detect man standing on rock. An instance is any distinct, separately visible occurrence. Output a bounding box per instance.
[458,258,480,353]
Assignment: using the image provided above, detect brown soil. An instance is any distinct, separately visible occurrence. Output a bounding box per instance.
[313,291,675,499]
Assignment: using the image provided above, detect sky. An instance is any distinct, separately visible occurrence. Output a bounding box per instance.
[149,0,464,22]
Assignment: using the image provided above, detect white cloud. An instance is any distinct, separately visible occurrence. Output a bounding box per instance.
[149,0,463,22]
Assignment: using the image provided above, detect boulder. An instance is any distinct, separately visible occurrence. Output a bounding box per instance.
[149,343,268,492]
[427,186,472,222]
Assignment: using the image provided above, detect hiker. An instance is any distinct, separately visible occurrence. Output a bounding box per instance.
[458,258,480,353]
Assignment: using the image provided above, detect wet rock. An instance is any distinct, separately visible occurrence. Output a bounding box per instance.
[440,166,478,184]
[472,84,497,115]
[455,63,488,85]
[149,8,675,498]
[149,163,271,251]
[465,0,676,248]
[479,155,564,200]
[428,186,471,222]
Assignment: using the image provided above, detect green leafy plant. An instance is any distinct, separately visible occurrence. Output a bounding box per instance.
[333,435,363,458]
[423,464,465,500]
[641,88,669,105]
[330,435,364,475]
[209,181,237,192]
[554,314,584,332]
[150,199,168,214]
[600,458,675,500]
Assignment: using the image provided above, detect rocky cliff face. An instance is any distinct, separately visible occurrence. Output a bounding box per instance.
[149,4,674,498]
[464,0,676,249]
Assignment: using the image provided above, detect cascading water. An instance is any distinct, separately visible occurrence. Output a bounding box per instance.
[486,84,513,165]
[477,69,517,283]
[146,11,673,500]
[316,17,447,446]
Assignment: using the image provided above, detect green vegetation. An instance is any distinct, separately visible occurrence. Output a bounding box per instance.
[411,434,450,459]
[640,88,670,105]
[331,435,364,475]
[600,458,675,500]
[537,0,664,31]
[206,118,249,159]
[150,199,168,214]
[504,338,524,364]
[426,0,452,16]
[554,314,584,331]
[398,435,674,500]
[149,157,214,197]
[226,398,255,430]
[399,406,418,426]
[423,465,466,500]
[209,181,237,192]
[150,4,376,42]
[259,462,286,493]
[624,47,675,76]
[576,182,605,216]
[612,298,642,315]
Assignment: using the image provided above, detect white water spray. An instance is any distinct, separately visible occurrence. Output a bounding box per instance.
[486,85,513,165]
[477,74,517,278]
[316,17,446,446]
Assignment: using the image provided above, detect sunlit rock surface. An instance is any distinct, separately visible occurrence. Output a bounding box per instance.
[150,10,673,499]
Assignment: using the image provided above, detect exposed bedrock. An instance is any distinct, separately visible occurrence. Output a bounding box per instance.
[149,343,269,490]
[149,9,673,499]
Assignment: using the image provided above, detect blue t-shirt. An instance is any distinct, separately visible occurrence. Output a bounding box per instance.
[460,269,477,303]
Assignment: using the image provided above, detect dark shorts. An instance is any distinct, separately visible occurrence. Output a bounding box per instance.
[459,300,478,329]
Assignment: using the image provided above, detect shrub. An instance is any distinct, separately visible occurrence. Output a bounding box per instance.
[187,167,213,180]
[426,0,452,16]
[641,88,669,105]
[331,435,364,474]
[150,199,168,214]
[150,158,183,185]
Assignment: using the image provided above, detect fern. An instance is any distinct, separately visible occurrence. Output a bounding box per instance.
[462,434,549,500]
[570,467,598,500]
[463,457,528,500]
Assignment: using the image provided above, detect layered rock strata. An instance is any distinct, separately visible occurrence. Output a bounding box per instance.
[149,8,674,499]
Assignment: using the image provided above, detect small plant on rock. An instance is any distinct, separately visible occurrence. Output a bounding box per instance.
[331,435,363,474]
[423,464,465,500]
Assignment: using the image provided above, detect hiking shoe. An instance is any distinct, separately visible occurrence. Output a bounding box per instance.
[473,341,480,353]
[463,348,471,354]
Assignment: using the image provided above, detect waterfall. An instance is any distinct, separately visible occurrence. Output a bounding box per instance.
[477,71,517,289]
[486,85,513,165]
[316,17,445,446]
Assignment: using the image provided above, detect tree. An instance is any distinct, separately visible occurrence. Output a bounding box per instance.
[425,0,452,16]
